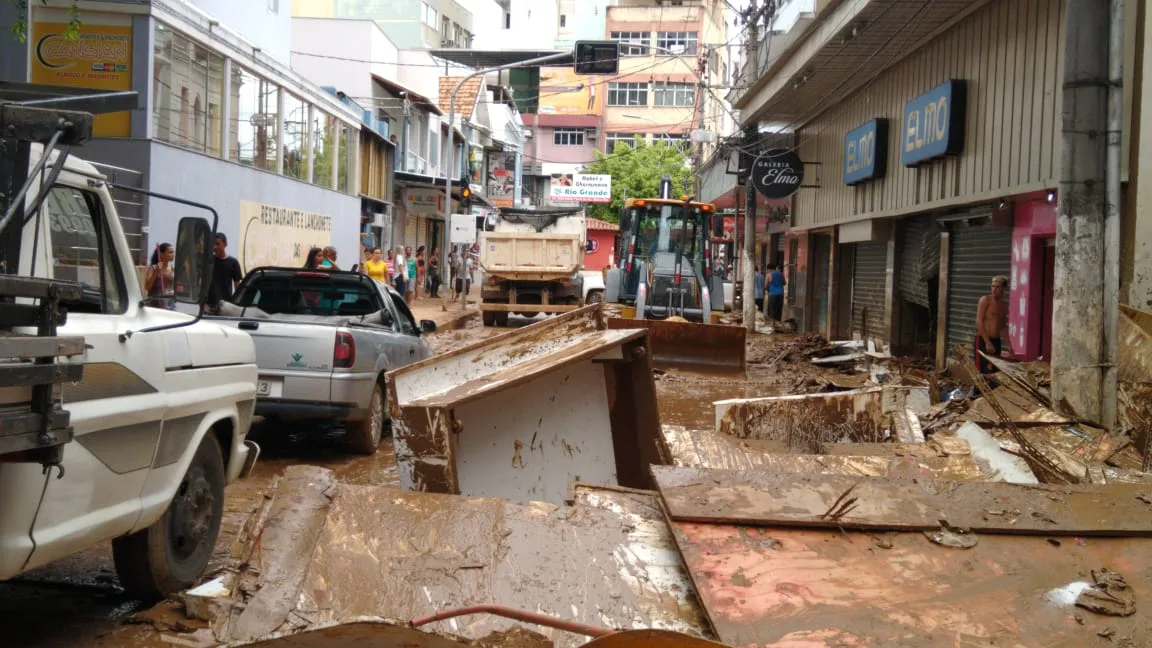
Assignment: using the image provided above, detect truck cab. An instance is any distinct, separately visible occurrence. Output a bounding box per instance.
[0,132,258,596]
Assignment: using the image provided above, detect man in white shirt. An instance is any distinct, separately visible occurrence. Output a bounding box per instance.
[394,246,408,298]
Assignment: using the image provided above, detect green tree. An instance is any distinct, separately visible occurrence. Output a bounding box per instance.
[583,136,694,225]
[7,1,80,42]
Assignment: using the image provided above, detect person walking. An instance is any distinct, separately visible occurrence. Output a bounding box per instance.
[394,246,409,301]
[405,246,418,302]
[144,242,175,309]
[449,246,462,299]
[767,263,786,322]
[319,246,339,270]
[303,247,323,269]
[753,266,765,314]
[428,247,441,298]
[975,275,1010,374]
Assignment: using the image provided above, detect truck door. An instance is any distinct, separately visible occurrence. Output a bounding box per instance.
[22,181,169,570]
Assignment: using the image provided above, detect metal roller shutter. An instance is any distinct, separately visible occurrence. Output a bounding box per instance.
[897,216,939,308]
[852,241,888,340]
[946,222,1012,353]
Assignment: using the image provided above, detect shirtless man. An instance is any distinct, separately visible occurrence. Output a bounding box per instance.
[975,275,1009,373]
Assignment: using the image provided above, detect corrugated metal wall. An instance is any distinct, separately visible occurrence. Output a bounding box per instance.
[945,222,1012,352]
[897,215,940,308]
[794,0,1064,227]
[851,241,888,339]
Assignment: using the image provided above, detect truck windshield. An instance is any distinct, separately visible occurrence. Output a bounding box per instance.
[232,276,381,317]
[631,203,699,262]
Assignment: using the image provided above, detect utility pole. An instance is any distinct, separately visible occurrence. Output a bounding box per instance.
[1051,0,1120,429]
[740,1,761,334]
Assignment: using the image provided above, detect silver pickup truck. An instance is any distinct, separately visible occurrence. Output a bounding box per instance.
[209,268,435,454]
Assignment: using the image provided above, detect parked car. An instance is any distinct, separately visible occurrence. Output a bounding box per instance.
[209,268,436,453]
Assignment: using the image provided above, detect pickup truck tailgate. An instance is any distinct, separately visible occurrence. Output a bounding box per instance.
[219,319,335,401]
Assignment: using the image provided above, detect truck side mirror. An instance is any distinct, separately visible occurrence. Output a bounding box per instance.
[174,217,214,304]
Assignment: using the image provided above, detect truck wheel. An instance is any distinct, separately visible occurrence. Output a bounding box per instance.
[482,310,496,326]
[495,311,510,327]
[347,381,386,455]
[586,291,603,305]
[112,433,225,601]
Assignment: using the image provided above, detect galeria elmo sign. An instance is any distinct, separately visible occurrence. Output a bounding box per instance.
[751,148,804,199]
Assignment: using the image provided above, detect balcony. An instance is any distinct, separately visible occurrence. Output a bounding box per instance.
[406,152,428,175]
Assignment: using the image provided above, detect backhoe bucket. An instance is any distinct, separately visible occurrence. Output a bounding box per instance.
[606,317,746,373]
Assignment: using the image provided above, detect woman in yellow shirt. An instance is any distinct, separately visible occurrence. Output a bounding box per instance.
[362,247,389,283]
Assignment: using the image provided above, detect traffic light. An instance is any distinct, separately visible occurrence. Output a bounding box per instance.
[459,186,472,212]
[574,41,619,75]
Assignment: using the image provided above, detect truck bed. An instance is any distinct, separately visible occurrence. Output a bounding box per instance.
[480,231,582,280]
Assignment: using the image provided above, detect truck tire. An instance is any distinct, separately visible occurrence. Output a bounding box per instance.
[482,310,497,326]
[347,381,385,455]
[112,432,225,601]
[495,311,509,327]
[586,290,603,305]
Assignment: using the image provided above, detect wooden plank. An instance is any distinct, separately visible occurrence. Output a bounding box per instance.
[0,361,82,387]
[0,335,85,359]
[652,465,1152,536]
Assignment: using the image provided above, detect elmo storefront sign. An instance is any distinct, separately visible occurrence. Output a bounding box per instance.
[549,173,612,203]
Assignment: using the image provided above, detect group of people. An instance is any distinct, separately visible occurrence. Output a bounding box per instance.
[143,233,479,313]
[753,263,787,322]
[145,232,244,313]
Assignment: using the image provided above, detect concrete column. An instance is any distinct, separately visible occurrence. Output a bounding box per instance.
[1051,0,1114,426]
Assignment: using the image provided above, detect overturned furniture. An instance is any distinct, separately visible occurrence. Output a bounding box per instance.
[387,305,670,504]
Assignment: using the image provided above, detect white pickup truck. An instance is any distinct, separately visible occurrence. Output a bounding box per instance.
[1,98,258,599]
[210,268,436,454]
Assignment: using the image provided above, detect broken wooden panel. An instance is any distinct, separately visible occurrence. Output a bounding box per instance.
[651,465,1152,535]
[713,387,888,452]
[289,485,711,648]
[963,381,1070,425]
[662,425,983,480]
[666,519,1152,647]
[1119,304,1152,383]
[386,306,668,504]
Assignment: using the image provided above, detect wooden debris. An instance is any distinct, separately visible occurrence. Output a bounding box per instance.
[1076,568,1137,617]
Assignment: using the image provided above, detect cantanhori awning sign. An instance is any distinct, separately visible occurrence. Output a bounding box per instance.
[549,173,612,203]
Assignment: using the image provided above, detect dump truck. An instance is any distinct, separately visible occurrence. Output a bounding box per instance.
[604,191,746,372]
[478,206,586,327]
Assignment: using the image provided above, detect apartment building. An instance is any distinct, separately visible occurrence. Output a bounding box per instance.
[293,0,475,49]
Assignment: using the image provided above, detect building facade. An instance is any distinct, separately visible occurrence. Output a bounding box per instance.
[602,0,731,163]
[4,0,365,273]
[292,0,475,49]
[734,0,1145,428]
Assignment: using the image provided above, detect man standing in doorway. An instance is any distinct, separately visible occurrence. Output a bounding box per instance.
[207,233,243,313]
[975,275,1010,374]
[767,263,786,322]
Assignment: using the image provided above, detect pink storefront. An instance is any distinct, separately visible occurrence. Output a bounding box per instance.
[1008,195,1058,361]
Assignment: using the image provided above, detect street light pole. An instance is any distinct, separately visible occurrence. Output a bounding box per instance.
[441,50,576,312]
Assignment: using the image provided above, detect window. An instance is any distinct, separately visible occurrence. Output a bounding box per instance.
[282,93,310,181]
[607,82,647,107]
[559,15,567,28]
[338,123,355,193]
[390,291,420,335]
[152,24,225,156]
[234,277,380,316]
[441,15,451,42]
[553,128,585,147]
[43,186,125,314]
[605,132,641,153]
[653,82,695,107]
[230,66,279,171]
[610,31,649,56]
[429,129,440,167]
[312,111,337,188]
[422,2,438,27]
[656,31,698,55]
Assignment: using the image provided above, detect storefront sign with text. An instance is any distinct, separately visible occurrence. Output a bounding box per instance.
[751,149,804,199]
[549,173,612,203]
[239,201,332,272]
[901,80,967,166]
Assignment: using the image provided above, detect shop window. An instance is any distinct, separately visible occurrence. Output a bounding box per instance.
[152,23,225,156]
[230,66,280,172]
[312,111,337,188]
[282,92,310,181]
[338,123,355,193]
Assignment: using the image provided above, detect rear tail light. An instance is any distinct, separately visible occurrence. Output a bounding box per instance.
[334,331,355,368]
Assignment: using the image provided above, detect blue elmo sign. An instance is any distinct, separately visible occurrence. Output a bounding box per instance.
[901,80,967,167]
[844,118,888,186]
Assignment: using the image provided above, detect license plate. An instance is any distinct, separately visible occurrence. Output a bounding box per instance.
[256,378,282,398]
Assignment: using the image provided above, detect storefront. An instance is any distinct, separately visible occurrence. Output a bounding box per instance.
[772,0,1063,363]
[394,172,469,254]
